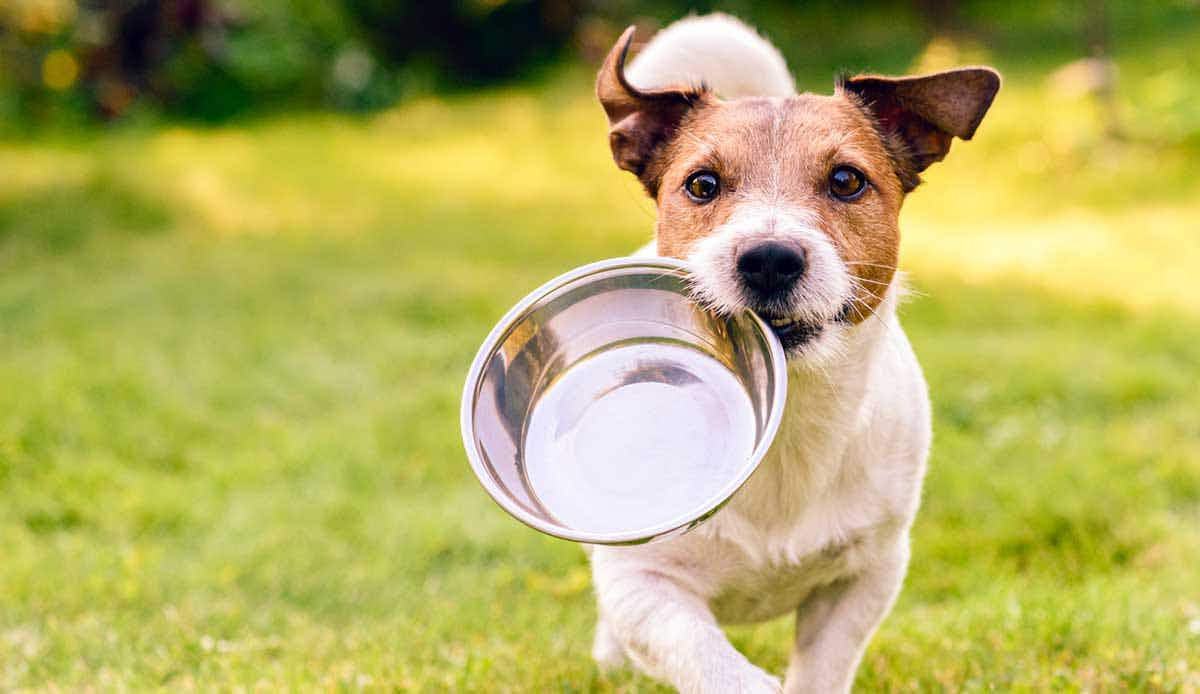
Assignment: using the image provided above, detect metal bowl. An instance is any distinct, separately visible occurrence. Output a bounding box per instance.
[461,257,787,545]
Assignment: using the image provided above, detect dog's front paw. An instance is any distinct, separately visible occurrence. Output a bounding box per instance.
[699,662,782,694]
[741,668,783,694]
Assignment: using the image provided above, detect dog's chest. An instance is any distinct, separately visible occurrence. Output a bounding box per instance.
[706,530,872,624]
[691,420,897,623]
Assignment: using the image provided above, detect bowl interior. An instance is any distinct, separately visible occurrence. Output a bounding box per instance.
[462,258,786,544]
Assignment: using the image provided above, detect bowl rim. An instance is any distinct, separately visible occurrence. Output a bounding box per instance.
[460,256,789,544]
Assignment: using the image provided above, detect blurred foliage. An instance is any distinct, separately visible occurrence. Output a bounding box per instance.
[345,0,581,88]
[0,0,588,124]
[0,0,385,122]
[4,0,1198,127]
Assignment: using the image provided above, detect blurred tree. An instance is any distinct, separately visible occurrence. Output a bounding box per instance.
[0,0,1169,129]
[79,0,236,118]
[344,0,582,88]
[914,0,963,36]
[1,0,377,122]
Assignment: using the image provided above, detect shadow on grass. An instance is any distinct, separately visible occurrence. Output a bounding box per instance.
[0,173,171,254]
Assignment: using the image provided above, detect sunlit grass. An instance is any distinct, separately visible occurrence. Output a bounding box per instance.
[1,19,1199,691]
[5,51,1197,308]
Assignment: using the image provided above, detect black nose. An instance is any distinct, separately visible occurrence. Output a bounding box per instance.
[737,242,806,296]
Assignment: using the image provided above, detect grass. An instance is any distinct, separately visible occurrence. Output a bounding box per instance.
[3,8,1200,691]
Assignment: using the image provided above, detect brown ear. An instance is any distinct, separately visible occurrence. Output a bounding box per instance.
[597,26,712,196]
[842,67,1000,190]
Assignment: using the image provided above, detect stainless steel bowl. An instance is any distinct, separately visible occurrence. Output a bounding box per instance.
[461,257,787,545]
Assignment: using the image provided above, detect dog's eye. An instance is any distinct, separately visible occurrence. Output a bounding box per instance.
[829,166,867,201]
[684,171,720,202]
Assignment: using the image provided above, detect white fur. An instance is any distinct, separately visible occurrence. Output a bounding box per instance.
[687,203,852,326]
[626,14,796,99]
[590,16,933,694]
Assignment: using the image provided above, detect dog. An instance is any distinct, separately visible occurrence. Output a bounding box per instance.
[586,14,999,693]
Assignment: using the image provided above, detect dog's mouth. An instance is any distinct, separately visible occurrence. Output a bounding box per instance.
[759,313,824,351]
[756,302,854,352]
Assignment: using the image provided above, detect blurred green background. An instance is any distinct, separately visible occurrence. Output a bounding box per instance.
[2,0,1199,690]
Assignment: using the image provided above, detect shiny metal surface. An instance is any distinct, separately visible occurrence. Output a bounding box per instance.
[461,257,788,545]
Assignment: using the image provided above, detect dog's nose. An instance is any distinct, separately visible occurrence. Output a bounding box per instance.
[737,242,806,295]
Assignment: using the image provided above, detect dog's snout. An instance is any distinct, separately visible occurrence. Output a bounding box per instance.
[737,242,806,296]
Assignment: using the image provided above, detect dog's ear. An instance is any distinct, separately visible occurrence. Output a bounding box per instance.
[597,26,712,196]
[842,67,1000,190]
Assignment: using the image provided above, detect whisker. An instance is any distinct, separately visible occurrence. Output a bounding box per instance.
[848,298,869,324]
[843,277,905,344]
[846,276,880,300]
[849,273,897,284]
[851,295,890,329]
[844,261,899,271]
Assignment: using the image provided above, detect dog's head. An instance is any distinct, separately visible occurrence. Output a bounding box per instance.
[598,27,999,363]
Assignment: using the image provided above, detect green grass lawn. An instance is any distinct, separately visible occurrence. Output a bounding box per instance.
[3,12,1200,691]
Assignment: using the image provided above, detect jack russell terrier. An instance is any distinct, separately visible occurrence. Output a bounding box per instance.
[586,14,999,693]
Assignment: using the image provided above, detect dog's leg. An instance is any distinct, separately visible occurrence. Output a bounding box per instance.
[591,612,628,670]
[782,544,908,694]
[594,568,781,693]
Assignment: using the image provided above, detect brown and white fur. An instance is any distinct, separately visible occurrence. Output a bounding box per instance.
[587,14,999,693]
